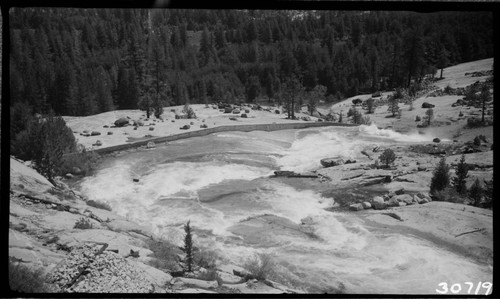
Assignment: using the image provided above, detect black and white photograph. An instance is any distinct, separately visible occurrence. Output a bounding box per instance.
[6,3,494,295]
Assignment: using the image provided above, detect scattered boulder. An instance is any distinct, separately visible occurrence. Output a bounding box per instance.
[421,102,435,109]
[134,120,145,126]
[433,138,441,143]
[413,194,425,204]
[417,166,427,171]
[133,178,139,182]
[229,117,237,121]
[245,109,250,113]
[361,202,372,209]
[301,116,311,121]
[114,117,130,127]
[200,124,208,128]
[146,141,155,149]
[232,109,240,114]
[224,107,232,113]
[65,173,74,179]
[149,127,154,131]
[320,158,344,168]
[133,127,138,130]
[372,201,387,210]
[103,125,109,128]
[398,202,407,207]
[190,122,194,125]
[416,192,432,203]
[241,114,248,118]
[180,125,190,130]
[372,196,385,205]
[275,110,280,114]
[72,167,83,175]
[94,140,102,146]
[107,132,113,135]
[393,194,413,205]
[349,203,364,211]
[344,159,356,164]
[387,197,399,207]
[394,188,405,195]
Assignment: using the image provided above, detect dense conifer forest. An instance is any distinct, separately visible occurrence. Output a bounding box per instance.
[10,9,493,122]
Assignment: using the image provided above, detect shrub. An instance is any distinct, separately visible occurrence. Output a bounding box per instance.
[73,217,93,229]
[415,115,421,122]
[9,260,51,293]
[146,239,181,272]
[378,149,396,167]
[196,268,222,284]
[467,117,485,128]
[432,186,466,203]
[387,95,399,117]
[195,249,219,270]
[452,154,469,196]
[243,253,276,281]
[60,149,100,177]
[86,200,112,211]
[430,157,450,195]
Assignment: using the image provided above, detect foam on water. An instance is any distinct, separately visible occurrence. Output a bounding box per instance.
[358,123,434,142]
[276,127,364,173]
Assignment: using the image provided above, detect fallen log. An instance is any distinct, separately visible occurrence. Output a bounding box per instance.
[455,228,485,238]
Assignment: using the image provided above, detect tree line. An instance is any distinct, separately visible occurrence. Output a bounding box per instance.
[10,9,492,123]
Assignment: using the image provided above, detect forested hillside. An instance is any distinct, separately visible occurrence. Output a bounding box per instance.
[10,9,493,120]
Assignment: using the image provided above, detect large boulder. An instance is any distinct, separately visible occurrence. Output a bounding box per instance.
[320,158,344,168]
[114,117,130,127]
[91,131,101,136]
[349,203,364,211]
[421,102,435,109]
[414,194,426,204]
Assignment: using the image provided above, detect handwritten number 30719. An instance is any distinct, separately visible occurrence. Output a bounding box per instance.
[436,282,492,295]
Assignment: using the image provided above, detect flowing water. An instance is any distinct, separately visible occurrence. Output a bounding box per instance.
[79,124,492,294]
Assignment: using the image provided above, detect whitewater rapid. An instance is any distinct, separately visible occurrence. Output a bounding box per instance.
[79,125,491,293]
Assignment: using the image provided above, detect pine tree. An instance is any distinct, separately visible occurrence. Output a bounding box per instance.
[387,95,399,117]
[430,157,450,195]
[379,148,396,168]
[183,220,194,273]
[480,84,491,123]
[366,97,375,114]
[468,178,483,207]
[452,154,469,195]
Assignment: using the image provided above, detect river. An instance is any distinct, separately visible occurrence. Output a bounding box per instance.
[78,124,491,294]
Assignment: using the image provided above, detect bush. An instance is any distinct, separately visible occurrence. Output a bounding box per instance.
[73,217,93,229]
[196,268,222,284]
[415,115,421,122]
[60,149,100,177]
[430,157,450,195]
[86,200,112,211]
[467,117,485,128]
[9,261,51,293]
[378,149,396,167]
[195,249,219,270]
[243,253,276,281]
[432,186,466,203]
[146,238,182,272]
